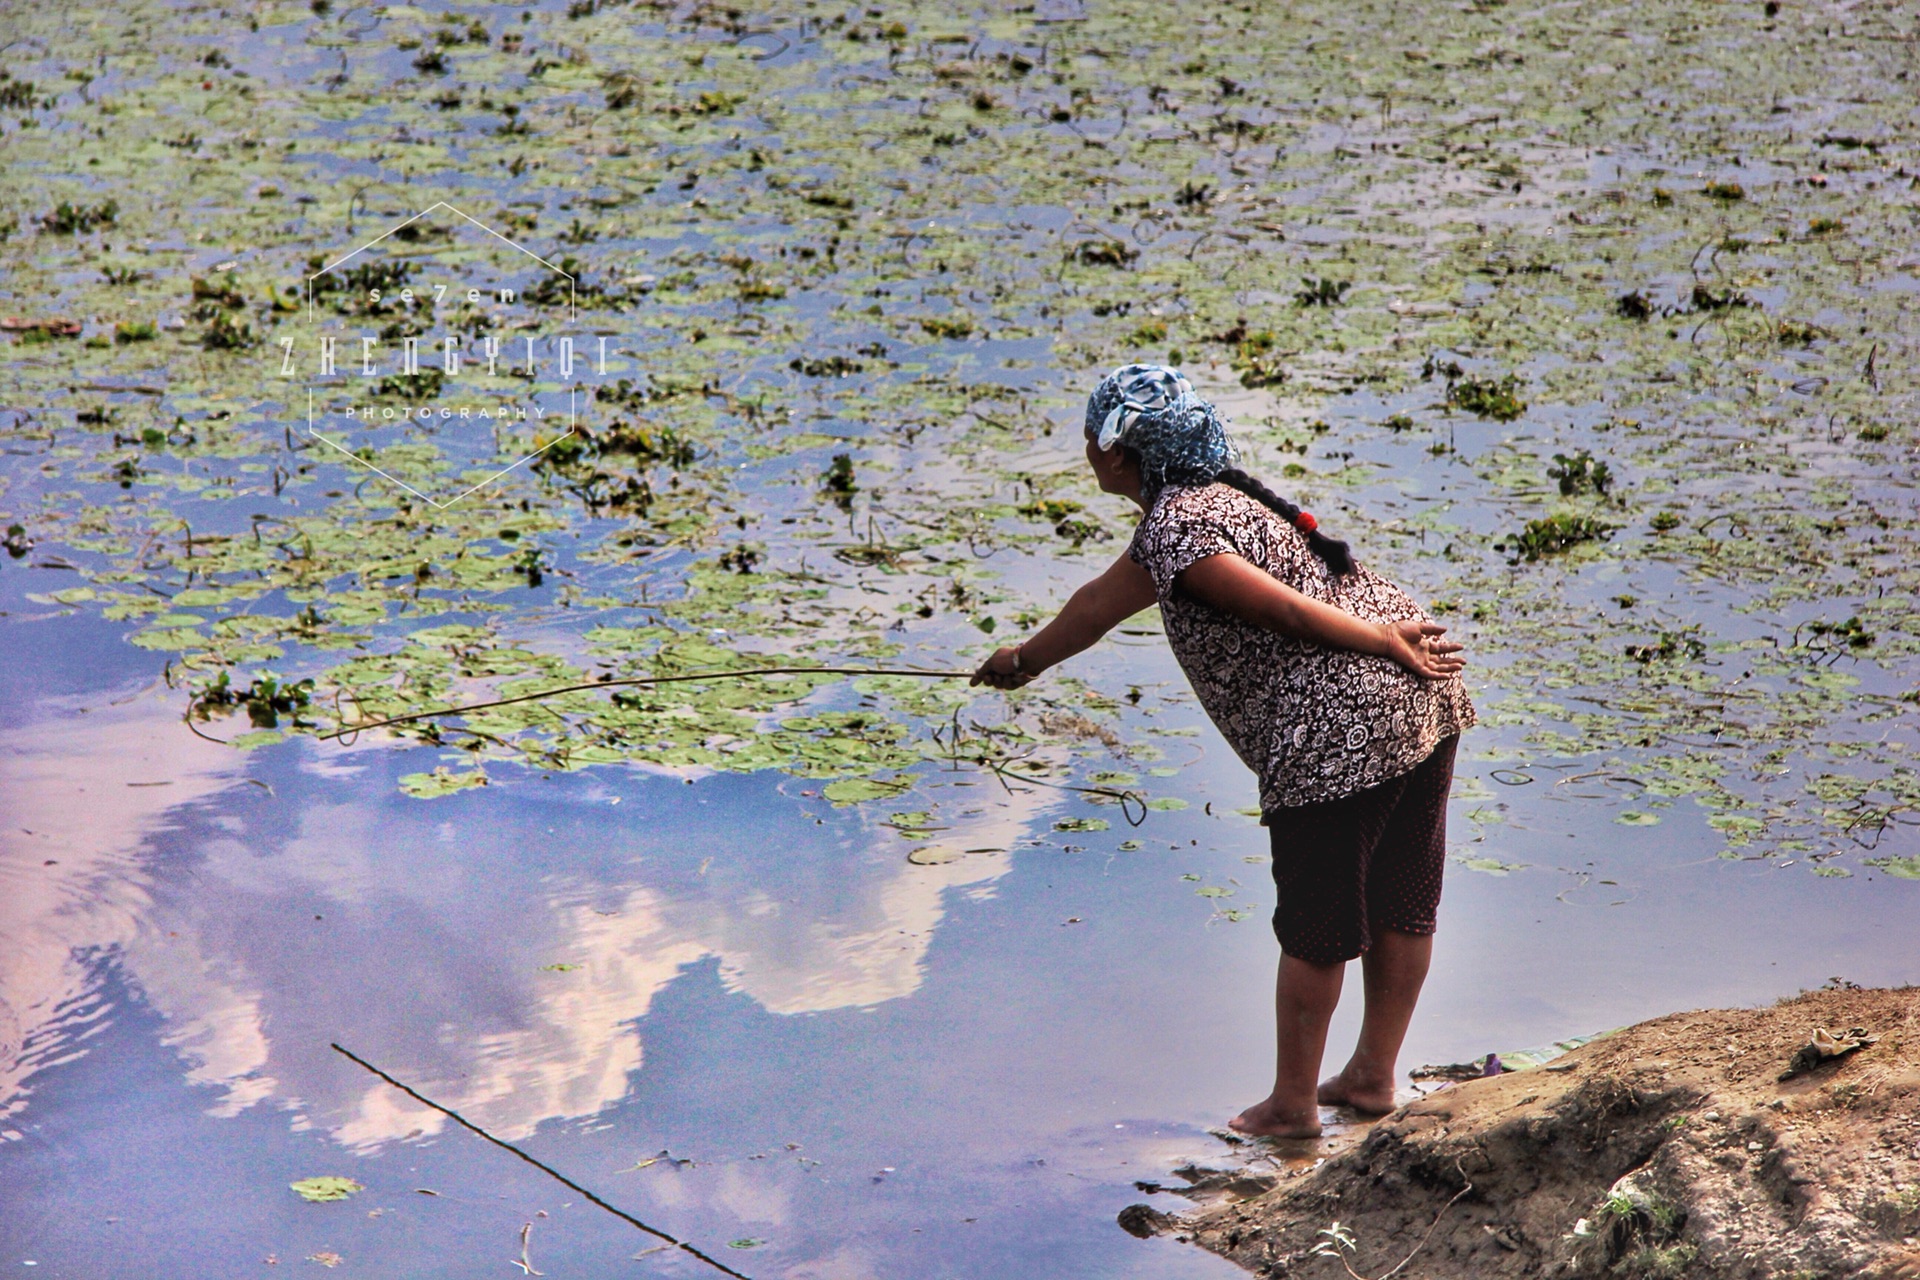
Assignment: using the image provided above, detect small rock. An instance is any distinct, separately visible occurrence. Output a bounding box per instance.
[1117,1203,1178,1239]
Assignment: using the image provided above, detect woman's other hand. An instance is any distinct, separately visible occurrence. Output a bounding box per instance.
[1380,620,1465,679]
[970,645,1034,689]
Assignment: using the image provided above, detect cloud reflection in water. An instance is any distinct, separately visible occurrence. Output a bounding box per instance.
[0,693,1054,1150]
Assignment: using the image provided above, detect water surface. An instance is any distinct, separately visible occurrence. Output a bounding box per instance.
[2,0,1916,1274]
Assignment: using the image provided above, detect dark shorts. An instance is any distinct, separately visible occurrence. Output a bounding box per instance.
[1265,735,1459,965]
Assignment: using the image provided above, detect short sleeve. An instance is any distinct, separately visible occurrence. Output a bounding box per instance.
[1128,491,1243,598]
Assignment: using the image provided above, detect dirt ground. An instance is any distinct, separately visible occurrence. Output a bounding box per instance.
[1123,988,1920,1279]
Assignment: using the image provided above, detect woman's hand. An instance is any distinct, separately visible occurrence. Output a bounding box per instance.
[1379,620,1465,679]
[970,645,1035,689]
[1179,554,1466,677]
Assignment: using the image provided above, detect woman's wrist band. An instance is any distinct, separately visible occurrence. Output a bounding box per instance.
[1011,644,1025,674]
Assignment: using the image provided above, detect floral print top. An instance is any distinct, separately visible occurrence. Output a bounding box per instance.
[1127,482,1475,814]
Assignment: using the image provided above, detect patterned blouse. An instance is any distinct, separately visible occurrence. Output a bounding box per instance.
[1126,482,1476,814]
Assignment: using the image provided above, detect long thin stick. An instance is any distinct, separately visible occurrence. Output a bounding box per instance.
[320,665,965,741]
[330,1043,755,1280]
[316,666,1149,822]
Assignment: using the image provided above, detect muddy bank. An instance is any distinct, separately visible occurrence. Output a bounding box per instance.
[1128,988,1920,1278]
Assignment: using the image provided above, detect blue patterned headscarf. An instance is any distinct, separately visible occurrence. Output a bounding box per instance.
[1083,363,1238,496]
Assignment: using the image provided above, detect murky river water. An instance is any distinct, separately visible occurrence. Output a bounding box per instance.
[2,0,1916,1275]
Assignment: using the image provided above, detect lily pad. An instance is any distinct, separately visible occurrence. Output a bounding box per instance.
[821,776,913,806]
[399,767,489,798]
[219,728,284,752]
[290,1176,363,1203]
[1865,857,1920,880]
[905,846,962,866]
[1454,856,1529,876]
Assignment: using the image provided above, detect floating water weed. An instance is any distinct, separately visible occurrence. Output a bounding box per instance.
[1448,374,1527,421]
[1500,513,1613,562]
[1294,277,1350,308]
[40,199,117,233]
[1548,450,1614,498]
[1615,291,1654,320]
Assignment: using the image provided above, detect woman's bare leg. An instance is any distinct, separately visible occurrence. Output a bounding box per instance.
[1228,952,1344,1138]
[1317,927,1432,1115]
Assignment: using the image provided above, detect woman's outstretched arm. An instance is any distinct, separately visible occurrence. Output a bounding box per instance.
[970,550,1158,689]
[1178,552,1465,679]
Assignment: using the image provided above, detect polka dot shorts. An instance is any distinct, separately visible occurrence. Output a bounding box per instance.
[1265,734,1458,965]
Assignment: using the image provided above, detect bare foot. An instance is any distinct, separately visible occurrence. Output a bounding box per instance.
[1227,1096,1322,1139]
[1316,1069,1396,1116]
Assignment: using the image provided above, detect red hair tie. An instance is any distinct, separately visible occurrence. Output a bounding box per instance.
[1293,511,1318,534]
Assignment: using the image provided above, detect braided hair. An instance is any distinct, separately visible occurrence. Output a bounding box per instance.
[1085,363,1356,576]
[1214,466,1355,575]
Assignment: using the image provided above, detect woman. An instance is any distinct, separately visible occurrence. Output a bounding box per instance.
[970,364,1475,1139]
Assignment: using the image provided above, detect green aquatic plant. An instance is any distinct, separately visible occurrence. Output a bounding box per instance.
[1294,277,1350,308]
[918,314,974,340]
[0,70,45,110]
[1500,513,1613,561]
[309,258,412,312]
[1625,631,1706,664]
[821,453,858,509]
[1688,283,1752,312]
[1128,318,1168,346]
[400,767,488,798]
[596,421,698,468]
[1615,291,1655,321]
[1019,497,1082,524]
[1800,616,1873,652]
[1448,374,1528,421]
[39,199,117,233]
[190,672,317,728]
[1548,450,1614,498]
[790,354,866,377]
[1775,319,1825,346]
[1238,354,1288,388]
[0,0,1912,871]
[1069,239,1136,268]
[289,1176,362,1203]
[190,272,244,311]
[1219,326,1288,388]
[200,311,255,350]
[372,369,447,400]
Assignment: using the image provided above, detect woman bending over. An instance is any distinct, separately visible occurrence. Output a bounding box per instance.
[972,364,1475,1138]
